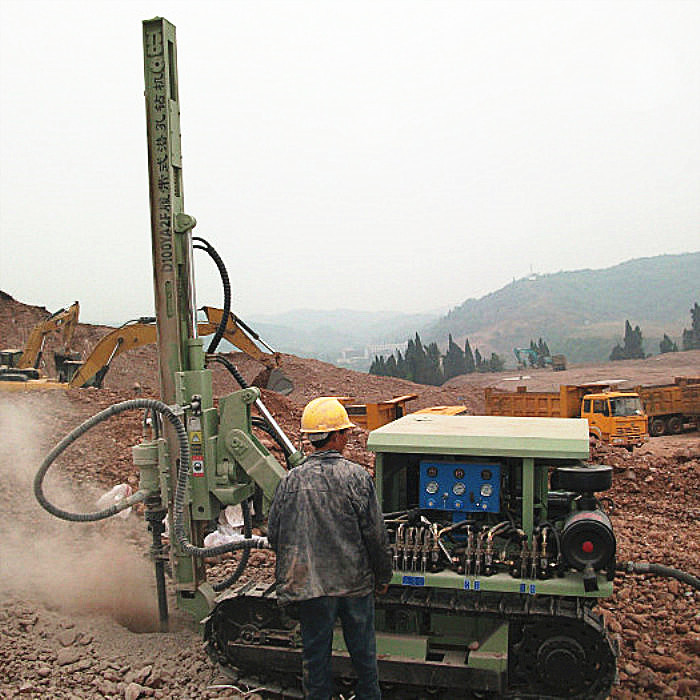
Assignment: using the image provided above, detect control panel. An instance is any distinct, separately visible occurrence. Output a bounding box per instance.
[419,461,500,513]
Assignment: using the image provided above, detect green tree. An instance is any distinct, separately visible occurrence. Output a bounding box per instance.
[659,334,678,354]
[682,302,700,350]
[488,352,505,372]
[443,334,466,380]
[610,320,645,360]
[396,350,406,378]
[369,355,386,376]
[464,339,476,373]
[425,342,444,385]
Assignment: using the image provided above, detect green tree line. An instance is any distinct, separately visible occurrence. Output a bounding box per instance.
[369,333,504,386]
[609,302,698,360]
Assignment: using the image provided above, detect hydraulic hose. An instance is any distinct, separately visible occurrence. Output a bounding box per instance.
[193,236,231,354]
[33,399,178,521]
[617,561,700,591]
[252,416,294,469]
[207,353,299,461]
[211,498,253,592]
[209,352,248,390]
[35,397,269,560]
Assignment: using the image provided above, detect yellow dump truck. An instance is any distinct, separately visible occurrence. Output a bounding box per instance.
[635,377,700,436]
[485,383,649,449]
[338,395,468,431]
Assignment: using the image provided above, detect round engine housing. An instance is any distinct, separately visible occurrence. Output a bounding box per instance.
[561,509,616,571]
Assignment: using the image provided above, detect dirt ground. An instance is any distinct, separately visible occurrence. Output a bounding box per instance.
[0,293,699,699]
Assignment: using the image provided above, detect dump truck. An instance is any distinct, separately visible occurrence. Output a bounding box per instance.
[635,376,700,436]
[338,395,468,430]
[485,383,649,449]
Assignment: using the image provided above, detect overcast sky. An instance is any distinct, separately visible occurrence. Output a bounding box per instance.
[1,0,698,326]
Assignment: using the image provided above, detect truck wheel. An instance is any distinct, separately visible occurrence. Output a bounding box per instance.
[649,417,665,437]
[667,416,683,435]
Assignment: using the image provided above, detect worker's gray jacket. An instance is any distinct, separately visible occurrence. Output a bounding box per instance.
[267,450,393,604]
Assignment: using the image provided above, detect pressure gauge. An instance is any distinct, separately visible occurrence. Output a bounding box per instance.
[426,481,439,495]
[453,482,466,496]
[480,483,493,498]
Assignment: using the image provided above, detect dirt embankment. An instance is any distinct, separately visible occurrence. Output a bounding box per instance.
[1,291,699,699]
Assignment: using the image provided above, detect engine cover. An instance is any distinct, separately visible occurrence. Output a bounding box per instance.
[561,509,616,571]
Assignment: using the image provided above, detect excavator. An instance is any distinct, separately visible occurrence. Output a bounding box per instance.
[68,306,292,394]
[1,305,292,394]
[0,301,81,383]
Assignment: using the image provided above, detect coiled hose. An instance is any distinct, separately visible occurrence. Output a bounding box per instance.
[193,236,230,354]
[617,561,700,591]
[34,398,270,561]
[33,399,167,521]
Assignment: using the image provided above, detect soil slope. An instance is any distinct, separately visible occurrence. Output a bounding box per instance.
[0,293,698,699]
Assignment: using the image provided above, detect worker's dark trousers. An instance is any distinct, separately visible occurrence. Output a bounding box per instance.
[298,593,381,700]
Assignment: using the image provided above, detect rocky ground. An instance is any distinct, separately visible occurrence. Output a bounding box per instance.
[0,293,699,699]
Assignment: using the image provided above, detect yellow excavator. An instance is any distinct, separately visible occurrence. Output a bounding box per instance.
[0,301,81,383]
[1,305,292,394]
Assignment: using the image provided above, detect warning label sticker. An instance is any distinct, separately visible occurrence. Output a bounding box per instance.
[192,457,204,477]
[189,431,202,445]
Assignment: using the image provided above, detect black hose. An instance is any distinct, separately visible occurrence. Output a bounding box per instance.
[33,399,177,521]
[207,354,294,467]
[208,353,248,390]
[617,561,700,591]
[193,236,231,354]
[211,498,253,592]
[252,416,294,468]
[540,520,562,564]
[35,397,270,560]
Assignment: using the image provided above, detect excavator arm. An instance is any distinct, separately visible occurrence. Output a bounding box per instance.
[70,308,292,393]
[69,319,157,388]
[200,306,276,367]
[17,301,80,370]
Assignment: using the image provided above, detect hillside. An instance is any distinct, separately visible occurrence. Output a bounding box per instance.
[1,293,698,699]
[247,308,440,364]
[428,252,700,363]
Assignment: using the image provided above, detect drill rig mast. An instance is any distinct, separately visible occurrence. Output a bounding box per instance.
[141,17,300,621]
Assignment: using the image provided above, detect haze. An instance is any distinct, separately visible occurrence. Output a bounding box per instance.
[1,0,698,326]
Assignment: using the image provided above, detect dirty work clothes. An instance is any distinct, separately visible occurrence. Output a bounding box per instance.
[267,450,392,604]
[298,594,381,700]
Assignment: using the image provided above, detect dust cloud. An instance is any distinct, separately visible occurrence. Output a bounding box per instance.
[0,397,160,632]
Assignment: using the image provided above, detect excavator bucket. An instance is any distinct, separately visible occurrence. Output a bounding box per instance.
[251,367,294,396]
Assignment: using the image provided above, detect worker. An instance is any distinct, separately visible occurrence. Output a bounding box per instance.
[267,397,393,700]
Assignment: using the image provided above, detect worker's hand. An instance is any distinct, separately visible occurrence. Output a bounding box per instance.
[375,583,389,596]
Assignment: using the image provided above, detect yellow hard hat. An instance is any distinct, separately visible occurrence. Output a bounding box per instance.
[300,397,355,433]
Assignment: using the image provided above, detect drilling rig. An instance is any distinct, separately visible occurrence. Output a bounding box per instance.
[34,17,699,700]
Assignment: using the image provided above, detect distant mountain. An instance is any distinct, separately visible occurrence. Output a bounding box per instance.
[246,309,440,365]
[238,253,699,367]
[426,252,700,363]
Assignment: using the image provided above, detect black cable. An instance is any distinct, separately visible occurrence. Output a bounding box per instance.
[252,416,293,468]
[34,397,270,559]
[193,236,231,353]
[33,399,174,521]
[207,353,248,390]
[211,498,253,592]
[617,561,700,591]
[206,354,294,466]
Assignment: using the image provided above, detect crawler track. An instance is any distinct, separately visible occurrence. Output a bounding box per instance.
[205,582,618,699]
